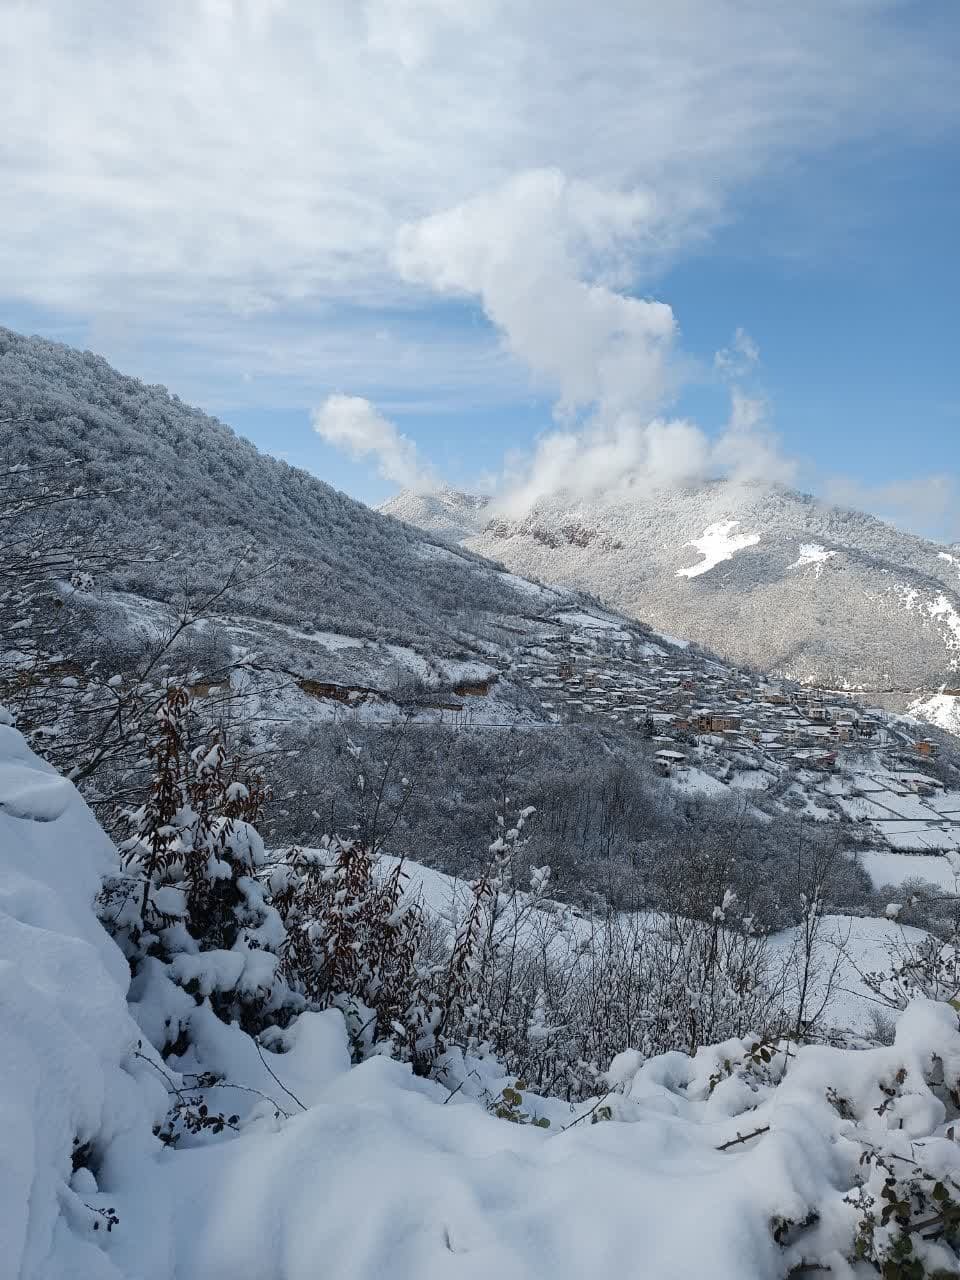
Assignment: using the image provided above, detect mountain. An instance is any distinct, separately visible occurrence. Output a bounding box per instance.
[383,486,492,544]
[0,326,572,685]
[381,481,960,712]
[4,325,960,922]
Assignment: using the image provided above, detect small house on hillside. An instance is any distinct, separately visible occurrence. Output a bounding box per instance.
[654,749,688,777]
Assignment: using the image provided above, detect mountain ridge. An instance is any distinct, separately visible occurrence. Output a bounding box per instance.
[380,480,960,709]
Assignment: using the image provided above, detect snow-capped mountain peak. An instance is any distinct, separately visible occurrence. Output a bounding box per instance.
[382,479,960,711]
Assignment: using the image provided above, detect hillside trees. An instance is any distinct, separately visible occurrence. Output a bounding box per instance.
[0,325,544,656]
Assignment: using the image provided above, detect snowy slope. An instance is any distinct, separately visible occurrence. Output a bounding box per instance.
[380,486,492,544]
[909,691,960,739]
[382,479,960,706]
[0,327,567,667]
[4,724,960,1279]
[0,712,167,1277]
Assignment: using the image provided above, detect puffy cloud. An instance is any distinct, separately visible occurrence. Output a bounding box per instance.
[494,416,710,514]
[711,390,796,488]
[312,395,436,491]
[396,170,677,421]
[492,395,795,514]
[395,172,794,510]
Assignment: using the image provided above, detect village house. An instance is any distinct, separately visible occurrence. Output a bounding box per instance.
[654,749,688,777]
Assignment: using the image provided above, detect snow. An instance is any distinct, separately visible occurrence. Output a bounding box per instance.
[827,767,960,850]
[859,849,960,891]
[908,691,960,739]
[930,592,960,651]
[0,718,169,1278]
[900,584,960,664]
[650,629,690,649]
[414,539,467,565]
[729,770,772,791]
[670,766,730,796]
[0,764,74,820]
[5,717,960,1279]
[121,1000,960,1280]
[788,543,836,576]
[676,520,760,579]
[495,569,565,601]
[767,914,930,1034]
[553,608,624,631]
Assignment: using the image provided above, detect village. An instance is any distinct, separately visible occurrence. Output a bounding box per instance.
[506,610,960,856]
[513,615,941,768]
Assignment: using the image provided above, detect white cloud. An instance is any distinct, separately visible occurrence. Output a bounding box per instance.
[312,394,436,491]
[393,172,794,509]
[711,389,796,488]
[714,328,760,381]
[0,1,955,365]
[494,415,710,513]
[395,169,677,420]
[489,394,796,514]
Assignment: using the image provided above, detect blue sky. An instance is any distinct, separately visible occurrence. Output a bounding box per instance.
[2,1,958,538]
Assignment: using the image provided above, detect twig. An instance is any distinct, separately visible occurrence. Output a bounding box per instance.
[132,1047,294,1118]
[254,1037,307,1113]
[716,1124,771,1151]
[558,1089,614,1132]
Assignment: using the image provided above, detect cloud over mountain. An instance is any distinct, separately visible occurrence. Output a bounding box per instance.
[313,394,437,491]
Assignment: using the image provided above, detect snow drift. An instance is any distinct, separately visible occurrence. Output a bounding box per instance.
[0,710,167,1278]
[3,714,960,1279]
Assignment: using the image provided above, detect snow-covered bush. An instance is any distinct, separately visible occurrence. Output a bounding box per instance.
[605,999,960,1278]
[102,685,297,1041]
[862,927,960,1013]
[270,838,443,1066]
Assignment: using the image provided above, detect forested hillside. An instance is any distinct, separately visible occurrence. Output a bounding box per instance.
[3,323,960,937]
[0,327,540,657]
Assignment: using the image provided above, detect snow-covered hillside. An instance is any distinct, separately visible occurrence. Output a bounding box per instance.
[0,327,564,664]
[4,323,960,940]
[5,718,960,1280]
[381,480,960,710]
[909,692,960,740]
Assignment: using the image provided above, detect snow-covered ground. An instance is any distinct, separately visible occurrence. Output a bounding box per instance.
[858,848,960,891]
[767,914,931,1036]
[676,520,760,579]
[672,765,730,797]
[729,769,774,791]
[552,607,630,634]
[650,629,690,649]
[389,858,920,1039]
[909,691,960,738]
[495,569,566,602]
[4,720,960,1279]
[788,543,837,575]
